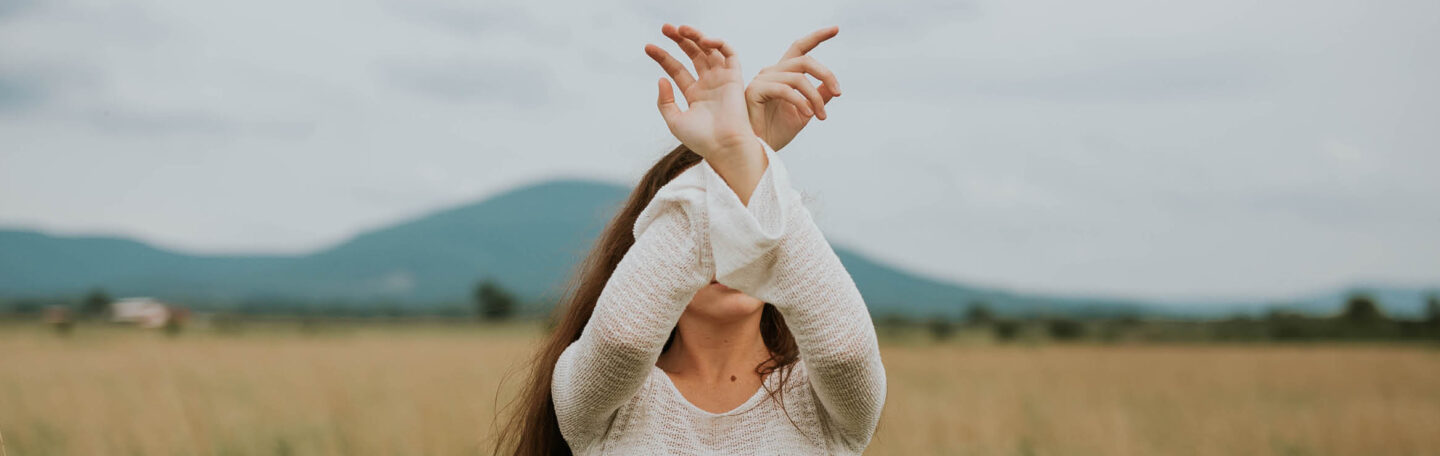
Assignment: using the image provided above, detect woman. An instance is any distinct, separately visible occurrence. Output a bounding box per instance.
[496,24,886,455]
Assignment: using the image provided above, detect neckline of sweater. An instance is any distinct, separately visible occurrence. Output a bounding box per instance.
[649,363,781,417]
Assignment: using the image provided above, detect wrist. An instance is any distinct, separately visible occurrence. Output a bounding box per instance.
[701,132,758,157]
[747,113,784,152]
[755,131,781,152]
[705,139,763,176]
[703,137,767,206]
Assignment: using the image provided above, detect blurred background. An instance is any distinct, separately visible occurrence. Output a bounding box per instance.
[1,0,1437,455]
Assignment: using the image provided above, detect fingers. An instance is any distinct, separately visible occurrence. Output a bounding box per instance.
[656,77,681,123]
[677,24,730,68]
[749,81,813,117]
[661,24,704,62]
[817,82,836,104]
[782,26,839,60]
[772,55,841,96]
[762,72,827,120]
[698,36,737,58]
[644,43,696,90]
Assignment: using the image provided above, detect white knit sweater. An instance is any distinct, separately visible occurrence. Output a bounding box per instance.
[552,138,887,455]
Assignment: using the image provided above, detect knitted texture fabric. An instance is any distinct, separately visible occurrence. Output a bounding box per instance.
[552,138,887,455]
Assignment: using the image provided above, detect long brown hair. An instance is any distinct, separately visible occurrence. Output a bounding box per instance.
[492,144,800,455]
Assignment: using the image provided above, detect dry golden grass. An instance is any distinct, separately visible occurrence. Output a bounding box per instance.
[872,344,1440,456]
[1,324,1437,455]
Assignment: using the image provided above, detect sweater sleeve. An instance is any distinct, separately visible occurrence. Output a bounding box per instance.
[713,140,889,452]
[550,173,710,451]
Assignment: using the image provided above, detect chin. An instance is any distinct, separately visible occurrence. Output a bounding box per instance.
[686,281,765,322]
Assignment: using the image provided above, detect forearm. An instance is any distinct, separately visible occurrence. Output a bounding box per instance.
[754,213,886,442]
[707,144,886,444]
[701,136,769,206]
[552,205,710,447]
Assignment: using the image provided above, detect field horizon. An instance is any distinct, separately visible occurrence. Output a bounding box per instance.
[2,322,1438,455]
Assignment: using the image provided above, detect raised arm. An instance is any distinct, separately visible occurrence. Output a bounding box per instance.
[755,209,887,451]
[650,23,883,448]
[551,137,803,450]
[554,24,789,450]
[550,179,711,449]
[712,142,887,452]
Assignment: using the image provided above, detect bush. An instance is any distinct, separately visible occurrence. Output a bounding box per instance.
[965,303,995,326]
[928,317,956,341]
[474,279,517,321]
[82,287,111,318]
[1340,293,1386,326]
[1047,318,1085,341]
[1425,293,1439,326]
[994,320,1021,342]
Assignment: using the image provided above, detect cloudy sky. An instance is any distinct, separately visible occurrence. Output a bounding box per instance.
[2,0,1437,302]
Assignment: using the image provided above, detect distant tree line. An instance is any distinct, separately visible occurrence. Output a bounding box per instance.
[885,293,1440,344]
[5,283,1439,345]
[0,277,531,324]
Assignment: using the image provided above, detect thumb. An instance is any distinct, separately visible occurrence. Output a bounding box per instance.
[657,78,681,123]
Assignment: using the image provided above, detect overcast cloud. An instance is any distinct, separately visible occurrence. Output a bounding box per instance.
[1,0,1437,302]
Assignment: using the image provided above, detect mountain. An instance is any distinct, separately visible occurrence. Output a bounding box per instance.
[0,179,1030,316]
[1,179,1434,318]
[2,180,629,311]
[246,180,631,304]
[0,229,287,299]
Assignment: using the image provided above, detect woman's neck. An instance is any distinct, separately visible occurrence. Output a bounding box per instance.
[656,310,771,384]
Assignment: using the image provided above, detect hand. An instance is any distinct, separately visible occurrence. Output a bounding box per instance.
[645,24,762,173]
[646,24,767,204]
[745,26,842,151]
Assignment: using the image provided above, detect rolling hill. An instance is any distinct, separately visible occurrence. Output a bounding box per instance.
[1,179,1433,318]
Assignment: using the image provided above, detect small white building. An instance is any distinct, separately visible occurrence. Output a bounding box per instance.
[111,297,172,328]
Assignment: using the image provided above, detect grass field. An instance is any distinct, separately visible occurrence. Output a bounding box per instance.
[1,323,1438,455]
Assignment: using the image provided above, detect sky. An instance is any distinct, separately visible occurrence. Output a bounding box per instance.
[1,0,1437,302]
